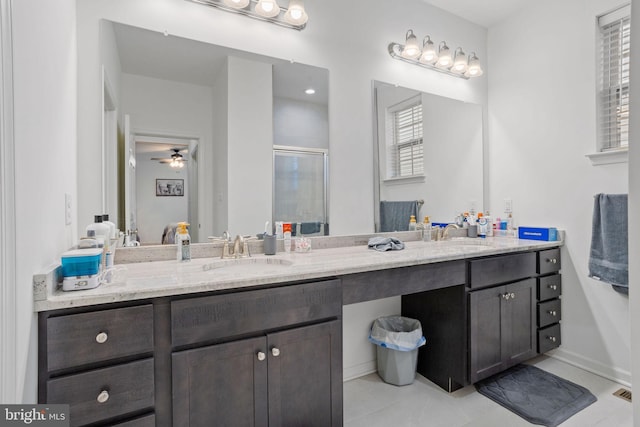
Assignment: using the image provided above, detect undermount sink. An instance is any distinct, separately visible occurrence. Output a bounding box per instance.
[202,257,293,273]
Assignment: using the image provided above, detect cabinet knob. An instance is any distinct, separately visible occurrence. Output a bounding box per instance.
[257,351,266,361]
[546,258,557,264]
[271,347,281,357]
[547,336,557,342]
[510,293,515,299]
[97,390,110,403]
[95,332,108,344]
[501,293,510,300]
[548,310,557,316]
[548,284,558,291]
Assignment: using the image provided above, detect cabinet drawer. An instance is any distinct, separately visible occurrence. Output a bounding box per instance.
[538,275,562,301]
[46,358,154,427]
[469,252,536,289]
[172,279,342,347]
[538,248,561,275]
[538,299,561,328]
[538,324,561,353]
[46,305,154,372]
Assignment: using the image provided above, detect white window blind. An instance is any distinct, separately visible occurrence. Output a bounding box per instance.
[598,6,631,151]
[388,101,424,178]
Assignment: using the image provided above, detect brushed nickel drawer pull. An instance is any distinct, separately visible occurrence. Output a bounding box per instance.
[546,258,557,264]
[97,390,110,403]
[547,336,557,342]
[548,310,557,316]
[548,284,558,291]
[271,347,281,357]
[257,351,266,361]
[501,293,510,300]
[510,292,515,299]
[95,332,108,344]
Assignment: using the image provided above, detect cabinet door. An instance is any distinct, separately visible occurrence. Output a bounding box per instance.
[172,336,268,427]
[469,285,505,383]
[267,320,342,427]
[469,278,536,383]
[503,278,537,366]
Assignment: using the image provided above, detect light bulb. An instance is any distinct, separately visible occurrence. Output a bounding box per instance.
[401,30,421,59]
[436,42,452,68]
[255,0,280,17]
[284,0,308,25]
[465,53,483,77]
[419,36,437,64]
[305,88,315,95]
[223,0,250,8]
[452,48,468,73]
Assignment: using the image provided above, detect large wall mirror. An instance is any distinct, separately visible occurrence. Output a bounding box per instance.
[373,80,484,228]
[100,20,329,245]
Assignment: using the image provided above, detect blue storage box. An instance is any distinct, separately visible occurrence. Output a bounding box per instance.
[61,248,103,277]
[518,227,558,241]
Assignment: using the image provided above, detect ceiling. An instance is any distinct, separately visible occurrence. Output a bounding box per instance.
[112,22,328,106]
[421,0,531,28]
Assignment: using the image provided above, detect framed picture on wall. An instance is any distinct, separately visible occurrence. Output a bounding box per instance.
[156,179,184,197]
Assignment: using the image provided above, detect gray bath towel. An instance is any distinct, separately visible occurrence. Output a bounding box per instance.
[588,194,628,294]
[380,201,420,232]
[368,237,405,252]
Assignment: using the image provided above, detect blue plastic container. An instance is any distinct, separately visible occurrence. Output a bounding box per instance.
[61,248,102,277]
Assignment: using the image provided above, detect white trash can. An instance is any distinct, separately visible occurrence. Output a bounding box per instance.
[368,316,426,386]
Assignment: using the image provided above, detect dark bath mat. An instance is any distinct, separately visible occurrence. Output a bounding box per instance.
[475,364,597,426]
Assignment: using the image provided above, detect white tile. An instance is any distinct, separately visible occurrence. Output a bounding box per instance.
[344,356,633,426]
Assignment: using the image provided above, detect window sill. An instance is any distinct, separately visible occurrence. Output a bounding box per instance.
[382,175,426,185]
[585,149,628,166]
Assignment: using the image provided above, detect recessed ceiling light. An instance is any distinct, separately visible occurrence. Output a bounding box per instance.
[305,88,316,95]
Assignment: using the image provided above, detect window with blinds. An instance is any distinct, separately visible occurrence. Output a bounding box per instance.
[597,6,631,151]
[388,101,424,178]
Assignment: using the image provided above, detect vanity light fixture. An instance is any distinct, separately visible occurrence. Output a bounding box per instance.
[186,0,309,30]
[389,30,484,79]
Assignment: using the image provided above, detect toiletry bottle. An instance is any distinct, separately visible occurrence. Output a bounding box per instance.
[477,212,487,238]
[102,214,117,240]
[408,215,417,231]
[176,222,191,262]
[462,212,470,229]
[86,215,110,251]
[283,223,292,253]
[484,211,493,237]
[422,216,432,242]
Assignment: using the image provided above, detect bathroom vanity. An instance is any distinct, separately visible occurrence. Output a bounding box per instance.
[35,236,561,426]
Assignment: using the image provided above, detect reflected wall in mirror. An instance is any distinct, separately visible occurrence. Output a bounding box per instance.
[373,81,484,228]
[100,20,329,244]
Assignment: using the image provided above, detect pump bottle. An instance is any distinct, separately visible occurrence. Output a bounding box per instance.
[176,222,191,262]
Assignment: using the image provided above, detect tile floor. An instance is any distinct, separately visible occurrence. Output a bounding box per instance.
[343,356,632,426]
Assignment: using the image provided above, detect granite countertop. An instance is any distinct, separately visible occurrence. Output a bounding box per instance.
[33,236,562,312]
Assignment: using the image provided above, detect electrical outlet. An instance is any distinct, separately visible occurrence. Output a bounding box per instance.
[504,198,513,214]
[65,193,72,225]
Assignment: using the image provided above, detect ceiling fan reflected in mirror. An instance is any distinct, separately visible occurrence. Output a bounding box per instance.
[151,148,188,168]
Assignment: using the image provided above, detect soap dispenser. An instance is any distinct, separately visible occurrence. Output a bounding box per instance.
[408,215,417,231]
[176,222,191,262]
[422,216,432,242]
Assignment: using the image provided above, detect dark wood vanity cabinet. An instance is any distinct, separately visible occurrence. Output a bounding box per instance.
[468,278,537,383]
[537,248,562,353]
[39,279,342,427]
[173,320,341,427]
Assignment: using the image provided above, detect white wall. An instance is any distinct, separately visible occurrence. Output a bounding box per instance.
[274,97,329,149]
[488,0,631,383]
[136,159,189,245]
[73,0,487,384]
[120,73,213,239]
[11,0,77,402]
[227,56,273,235]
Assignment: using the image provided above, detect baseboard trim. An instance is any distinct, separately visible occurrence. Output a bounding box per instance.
[548,348,632,387]
[343,360,377,382]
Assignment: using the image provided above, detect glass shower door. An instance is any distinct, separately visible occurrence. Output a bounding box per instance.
[273,147,328,235]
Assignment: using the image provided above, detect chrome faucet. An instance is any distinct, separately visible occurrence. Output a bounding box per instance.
[437,224,460,241]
